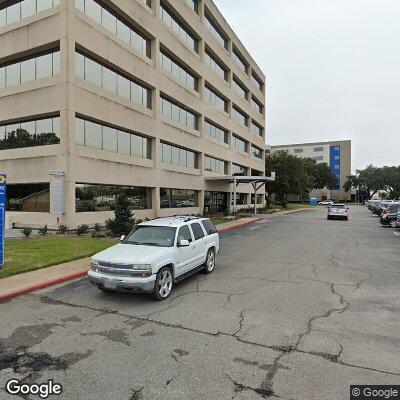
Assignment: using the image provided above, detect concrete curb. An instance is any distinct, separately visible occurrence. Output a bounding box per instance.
[0,270,88,302]
[0,208,310,302]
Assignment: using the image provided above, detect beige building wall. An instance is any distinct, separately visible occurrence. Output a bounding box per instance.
[0,0,267,228]
[270,140,352,202]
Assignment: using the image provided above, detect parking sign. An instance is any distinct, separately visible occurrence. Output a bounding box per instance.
[0,174,6,267]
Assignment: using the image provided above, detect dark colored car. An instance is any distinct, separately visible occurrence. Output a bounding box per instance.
[373,202,392,216]
[380,203,400,228]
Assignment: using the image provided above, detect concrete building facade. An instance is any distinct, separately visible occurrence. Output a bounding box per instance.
[0,0,266,228]
[270,140,352,202]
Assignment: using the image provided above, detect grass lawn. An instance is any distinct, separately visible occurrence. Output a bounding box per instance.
[211,217,230,225]
[256,203,312,215]
[1,236,116,279]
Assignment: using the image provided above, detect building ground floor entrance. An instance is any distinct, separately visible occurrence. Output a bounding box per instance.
[204,191,228,215]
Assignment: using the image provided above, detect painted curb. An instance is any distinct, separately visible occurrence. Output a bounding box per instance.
[0,208,310,302]
[0,270,88,302]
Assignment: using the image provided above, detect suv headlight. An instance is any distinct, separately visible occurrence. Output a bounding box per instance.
[131,264,152,277]
[91,260,99,272]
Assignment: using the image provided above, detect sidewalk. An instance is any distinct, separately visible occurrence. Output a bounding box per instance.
[0,210,310,301]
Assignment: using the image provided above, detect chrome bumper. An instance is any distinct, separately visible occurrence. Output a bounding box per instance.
[88,270,156,293]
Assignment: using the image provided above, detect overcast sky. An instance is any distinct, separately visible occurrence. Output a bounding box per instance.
[213,0,400,171]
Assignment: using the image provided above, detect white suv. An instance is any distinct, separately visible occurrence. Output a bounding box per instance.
[88,216,220,300]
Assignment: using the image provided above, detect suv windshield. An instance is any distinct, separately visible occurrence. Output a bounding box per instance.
[331,204,345,208]
[124,226,177,247]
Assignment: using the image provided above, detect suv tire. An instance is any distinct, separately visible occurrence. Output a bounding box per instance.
[153,266,173,301]
[389,220,397,228]
[204,248,216,274]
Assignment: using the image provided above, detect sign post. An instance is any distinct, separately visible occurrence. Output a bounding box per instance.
[0,174,6,268]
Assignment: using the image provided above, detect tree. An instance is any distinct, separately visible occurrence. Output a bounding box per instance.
[105,194,135,237]
[266,153,339,206]
[265,152,306,207]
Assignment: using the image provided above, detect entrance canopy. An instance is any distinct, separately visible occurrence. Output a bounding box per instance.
[206,174,276,215]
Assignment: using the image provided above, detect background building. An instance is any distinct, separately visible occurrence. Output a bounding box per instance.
[270,140,352,201]
[0,0,266,228]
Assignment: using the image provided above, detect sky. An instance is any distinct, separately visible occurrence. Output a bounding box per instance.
[213,0,400,171]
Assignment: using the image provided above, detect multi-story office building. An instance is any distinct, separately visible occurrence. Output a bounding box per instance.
[270,140,352,201]
[0,0,266,228]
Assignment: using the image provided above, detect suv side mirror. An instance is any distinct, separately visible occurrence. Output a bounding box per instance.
[178,239,190,247]
[120,235,126,242]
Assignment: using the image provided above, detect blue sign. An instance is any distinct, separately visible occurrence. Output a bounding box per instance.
[0,174,6,267]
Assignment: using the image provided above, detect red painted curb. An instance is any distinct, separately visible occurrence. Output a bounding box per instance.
[0,270,88,302]
[217,218,264,233]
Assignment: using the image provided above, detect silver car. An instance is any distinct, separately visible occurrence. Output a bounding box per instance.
[327,204,349,221]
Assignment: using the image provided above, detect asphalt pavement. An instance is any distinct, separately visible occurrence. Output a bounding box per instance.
[1,205,399,400]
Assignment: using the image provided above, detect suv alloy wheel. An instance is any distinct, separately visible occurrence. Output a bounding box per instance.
[153,266,173,301]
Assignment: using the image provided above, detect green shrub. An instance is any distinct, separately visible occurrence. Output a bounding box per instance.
[93,223,101,233]
[105,194,135,237]
[38,225,48,236]
[58,224,68,234]
[21,227,32,237]
[76,224,89,236]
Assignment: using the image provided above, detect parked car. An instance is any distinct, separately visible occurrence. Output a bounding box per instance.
[380,204,400,228]
[88,216,220,300]
[319,200,334,206]
[397,214,400,228]
[327,204,349,221]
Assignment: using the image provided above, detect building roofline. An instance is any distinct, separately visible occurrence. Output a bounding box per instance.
[270,140,351,148]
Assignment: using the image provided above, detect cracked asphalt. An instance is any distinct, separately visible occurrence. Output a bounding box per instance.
[1,205,400,399]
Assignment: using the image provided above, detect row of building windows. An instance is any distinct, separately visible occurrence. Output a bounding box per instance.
[0,116,60,150]
[204,155,227,174]
[75,52,150,108]
[204,85,227,112]
[0,50,59,88]
[161,188,197,209]
[160,96,197,130]
[233,135,247,153]
[0,0,59,28]
[251,121,263,137]
[75,117,150,158]
[233,163,247,176]
[160,50,197,91]
[205,50,227,81]
[233,106,247,127]
[204,120,227,143]
[161,142,197,169]
[232,48,247,73]
[160,2,197,52]
[204,12,227,50]
[251,145,263,159]
[75,0,150,58]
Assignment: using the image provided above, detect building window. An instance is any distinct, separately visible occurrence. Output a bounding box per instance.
[75,0,150,58]
[75,52,151,108]
[75,117,150,158]
[205,50,228,81]
[251,169,263,176]
[204,12,228,49]
[250,121,263,137]
[185,0,197,13]
[0,0,60,28]
[160,96,197,130]
[233,163,248,176]
[251,145,262,159]
[232,48,247,73]
[204,85,228,112]
[251,97,263,114]
[160,50,197,91]
[314,146,324,152]
[0,49,60,89]
[204,120,227,143]
[235,193,247,205]
[141,0,151,7]
[233,106,248,127]
[251,194,264,204]
[160,188,197,208]
[6,183,50,212]
[233,77,248,100]
[313,156,324,161]
[204,156,227,174]
[334,155,340,160]
[161,142,197,168]
[251,72,263,91]
[160,3,198,52]
[0,116,60,150]
[293,148,303,154]
[233,135,247,153]
[76,184,150,212]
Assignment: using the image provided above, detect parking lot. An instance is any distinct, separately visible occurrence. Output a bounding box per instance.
[1,205,400,400]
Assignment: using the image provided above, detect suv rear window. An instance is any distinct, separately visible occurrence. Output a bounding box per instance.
[201,219,217,235]
[190,222,205,241]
